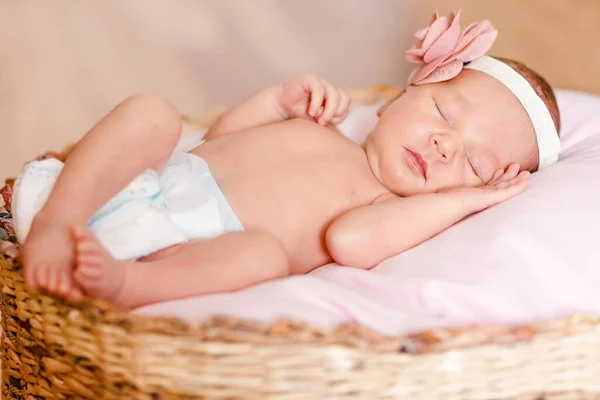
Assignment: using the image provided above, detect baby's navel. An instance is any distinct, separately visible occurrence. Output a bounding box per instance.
[348,188,359,202]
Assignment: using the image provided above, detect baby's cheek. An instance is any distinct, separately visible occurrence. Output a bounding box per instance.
[380,158,405,190]
[462,167,482,188]
[430,166,469,191]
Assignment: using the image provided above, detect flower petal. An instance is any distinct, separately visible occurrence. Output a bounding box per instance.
[454,29,498,62]
[430,11,440,25]
[413,59,464,85]
[415,11,441,40]
[407,67,419,85]
[405,10,498,86]
[408,55,449,85]
[455,20,494,53]
[423,10,462,63]
[405,50,425,64]
[420,15,450,51]
[405,46,426,57]
[414,27,428,41]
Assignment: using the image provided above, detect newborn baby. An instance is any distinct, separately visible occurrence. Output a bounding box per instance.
[16,11,561,308]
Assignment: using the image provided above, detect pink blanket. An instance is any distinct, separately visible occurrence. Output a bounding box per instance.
[138,90,600,335]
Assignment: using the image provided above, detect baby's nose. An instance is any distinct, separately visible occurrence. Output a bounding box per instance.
[430,133,458,163]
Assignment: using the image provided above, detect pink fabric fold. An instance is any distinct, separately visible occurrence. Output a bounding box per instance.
[138,91,600,337]
[405,10,498,86]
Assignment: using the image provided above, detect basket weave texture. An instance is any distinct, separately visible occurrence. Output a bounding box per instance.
[1,86,600,399]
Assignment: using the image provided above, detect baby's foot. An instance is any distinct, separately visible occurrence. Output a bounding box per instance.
[72,226,129,305]
[21,217,84,302]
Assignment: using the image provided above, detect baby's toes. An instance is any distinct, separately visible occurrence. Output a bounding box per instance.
[55,270,73,297]
[24,265,37,288]
[22,250,42,287]
[31,265,50,290]
[64,286,85,303]
[75,263,102,282]
[47,268,63,292]
[74,263,105,294]
[72,226,96,248]
[76,248,103,269]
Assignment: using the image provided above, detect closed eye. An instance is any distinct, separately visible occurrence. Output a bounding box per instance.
[433,98,448,123]
[467,155,484,182]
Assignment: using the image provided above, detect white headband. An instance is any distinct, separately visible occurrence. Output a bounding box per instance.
[464,56,560,169]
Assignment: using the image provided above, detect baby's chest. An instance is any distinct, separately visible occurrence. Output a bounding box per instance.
[199,124,384,220]
[229,156,371,201]
[222,159,379,235]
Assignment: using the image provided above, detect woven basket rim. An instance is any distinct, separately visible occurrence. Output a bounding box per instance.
[2,86,599,399]
[1,247,599,357]
[1,84,597,355]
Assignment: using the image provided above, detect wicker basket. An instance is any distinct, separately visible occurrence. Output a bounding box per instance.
[2,87,600,399]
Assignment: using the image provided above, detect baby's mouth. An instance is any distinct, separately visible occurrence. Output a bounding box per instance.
[404,147,428,180]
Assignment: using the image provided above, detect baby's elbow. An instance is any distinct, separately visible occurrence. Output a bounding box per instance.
[325,223,376,269]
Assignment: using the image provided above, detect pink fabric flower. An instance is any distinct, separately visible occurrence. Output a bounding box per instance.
[405,10,498,86]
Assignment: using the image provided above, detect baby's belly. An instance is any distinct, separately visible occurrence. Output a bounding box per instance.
[191,120,384,272]
[219,160,370,272]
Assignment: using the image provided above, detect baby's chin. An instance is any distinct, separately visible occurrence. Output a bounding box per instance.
[392,185,432,197]
[378,169,429,197]
[386,172,463,197]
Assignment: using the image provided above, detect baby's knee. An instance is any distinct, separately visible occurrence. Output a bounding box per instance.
[118,94,182,144]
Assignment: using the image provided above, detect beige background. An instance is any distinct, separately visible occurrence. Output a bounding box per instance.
[2,0,599,178]
[423,0,600,94]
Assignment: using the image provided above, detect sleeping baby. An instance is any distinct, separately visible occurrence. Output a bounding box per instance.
[14,11,560,308]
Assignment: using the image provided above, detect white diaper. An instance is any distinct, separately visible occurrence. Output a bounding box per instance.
[13,151,244,260]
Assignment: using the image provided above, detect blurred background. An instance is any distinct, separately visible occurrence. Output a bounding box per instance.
[1,0,599,177]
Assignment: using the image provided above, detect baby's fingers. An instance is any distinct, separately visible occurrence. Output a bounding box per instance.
[474,170,530,210]
[469,170,530,212]
[330,90,351,125]
[487,168,504,185]
[306,79,325,117]
[318,80,340,125]
[486,163,521,187]
[493,169,530,189]
[492,171,530,199]
[314,106,325,120]
[491,163,520,185]
[501,163,521,181]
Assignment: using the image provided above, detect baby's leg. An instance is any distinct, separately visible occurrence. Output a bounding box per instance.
[21,95,183,301]
[71,227,290,308]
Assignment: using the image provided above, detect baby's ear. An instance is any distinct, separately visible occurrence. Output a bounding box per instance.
[376,89,406,117]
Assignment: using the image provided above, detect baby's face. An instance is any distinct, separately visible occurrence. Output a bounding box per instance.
[365,69,538,196]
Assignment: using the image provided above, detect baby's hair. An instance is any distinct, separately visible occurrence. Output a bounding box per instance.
[493,57,561,134]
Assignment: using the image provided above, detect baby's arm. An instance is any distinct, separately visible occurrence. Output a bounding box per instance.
[327,165,530,268]
[205,75,350,140]
[205,86,285,140]
[327,192,467,268]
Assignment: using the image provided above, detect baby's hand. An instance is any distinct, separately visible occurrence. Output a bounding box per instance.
[443,163,531,214]
[276,75,351,126]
